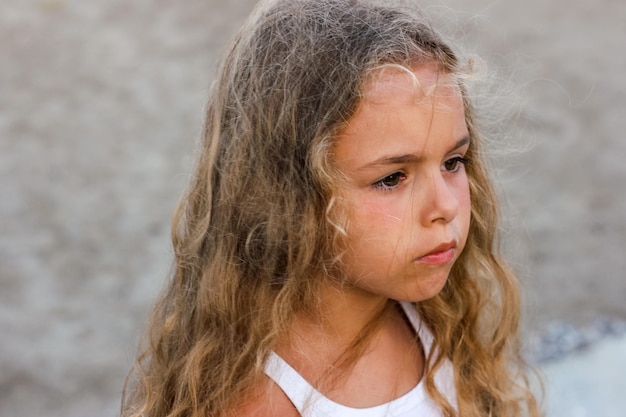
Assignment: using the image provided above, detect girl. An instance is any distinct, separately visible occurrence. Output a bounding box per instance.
[122,0,541,416]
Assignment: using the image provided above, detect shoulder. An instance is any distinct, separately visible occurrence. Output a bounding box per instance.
[228,375,300,417]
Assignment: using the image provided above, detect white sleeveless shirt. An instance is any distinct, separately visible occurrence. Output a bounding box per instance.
[264,301,457,417]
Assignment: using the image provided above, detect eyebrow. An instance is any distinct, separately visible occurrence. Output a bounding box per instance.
[360,136,470,169]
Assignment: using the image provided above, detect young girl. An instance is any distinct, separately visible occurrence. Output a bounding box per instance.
[122,0,541,416]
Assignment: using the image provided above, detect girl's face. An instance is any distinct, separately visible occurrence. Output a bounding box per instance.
[332,65,471,305]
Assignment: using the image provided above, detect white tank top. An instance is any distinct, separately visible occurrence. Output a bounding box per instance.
[264,301,457,417]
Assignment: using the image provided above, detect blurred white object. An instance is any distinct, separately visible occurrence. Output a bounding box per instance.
[542,335,626,417]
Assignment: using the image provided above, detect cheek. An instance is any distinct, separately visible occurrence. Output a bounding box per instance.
[456,176,472,235]
[459,182,471,216]
[445,172,471,232]
[349,194,406,232]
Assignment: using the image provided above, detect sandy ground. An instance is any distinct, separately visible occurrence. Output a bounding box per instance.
[1,0,625,416]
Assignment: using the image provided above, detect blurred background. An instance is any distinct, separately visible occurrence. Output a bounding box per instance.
[1,0,624,416]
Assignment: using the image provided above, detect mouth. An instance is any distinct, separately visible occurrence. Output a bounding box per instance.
[415,240,457,265]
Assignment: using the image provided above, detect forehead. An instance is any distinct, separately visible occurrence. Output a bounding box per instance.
[333,64,468,169]
[361,64,461,107]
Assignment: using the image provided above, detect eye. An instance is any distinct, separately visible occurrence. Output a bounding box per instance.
[442,156,468,173]
[372,171,406,190]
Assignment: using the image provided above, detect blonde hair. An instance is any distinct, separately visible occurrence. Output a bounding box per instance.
[122,1,541,416]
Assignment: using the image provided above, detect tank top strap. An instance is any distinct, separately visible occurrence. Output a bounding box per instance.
[398,301,434,355]
[265,351,431,417]
[264,351,323,415]
[399,301,458,411]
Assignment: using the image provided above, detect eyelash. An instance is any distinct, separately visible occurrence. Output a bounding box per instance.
[371,156,469,191]
[372,171,407,191]
[442,156,469,173]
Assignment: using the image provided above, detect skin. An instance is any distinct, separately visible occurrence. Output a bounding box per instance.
[331,64,471,309]
[237,65,471,416]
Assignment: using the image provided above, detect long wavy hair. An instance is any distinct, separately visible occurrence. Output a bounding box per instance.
[122,0,541,416]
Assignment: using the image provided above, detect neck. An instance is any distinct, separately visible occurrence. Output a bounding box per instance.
[274,281,423,404]
[277,279,393,368]
[315,279,390,340]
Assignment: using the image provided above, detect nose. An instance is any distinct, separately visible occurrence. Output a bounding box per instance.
[418,172,459,226]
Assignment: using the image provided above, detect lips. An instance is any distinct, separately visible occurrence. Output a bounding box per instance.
[415,240,457,265]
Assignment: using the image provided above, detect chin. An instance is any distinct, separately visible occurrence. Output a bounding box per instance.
[404,272,450,303]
